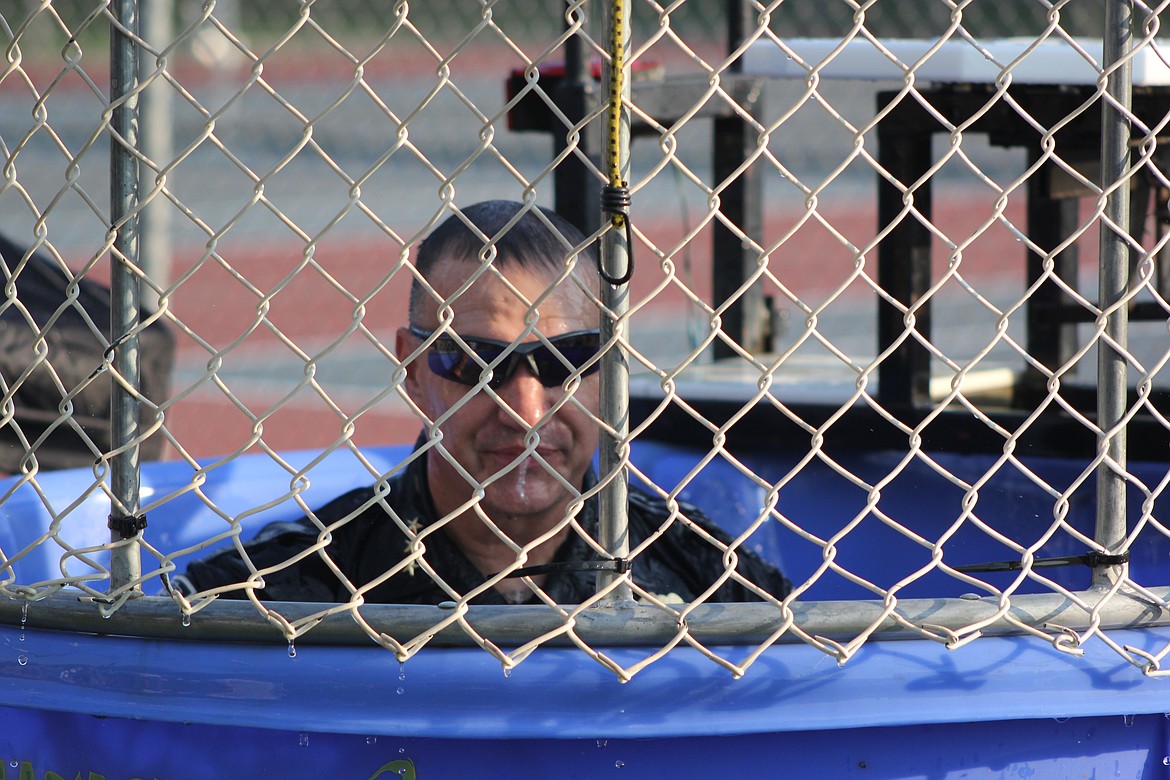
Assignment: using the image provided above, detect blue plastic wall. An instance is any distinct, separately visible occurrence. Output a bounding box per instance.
[2,707,1168,779]
[3,441,1167,600]
[2,619,1170,777]
[633,441,1170,599]
[0,443,1169,778]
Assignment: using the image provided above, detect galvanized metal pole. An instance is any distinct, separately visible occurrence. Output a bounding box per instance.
[138,0,174,313]
[108,0,145,596]
[554,10,600,236]
[1095,0,1133,588]
[596,0,633,605]
[712,0,766,360]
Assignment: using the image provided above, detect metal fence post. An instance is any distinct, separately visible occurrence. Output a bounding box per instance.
[138,0,174,314]
[108,0,145,597]
[1095,0,1133,587]
[596,0,633,605]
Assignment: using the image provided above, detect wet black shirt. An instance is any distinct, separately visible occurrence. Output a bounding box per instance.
[180,449,792,605]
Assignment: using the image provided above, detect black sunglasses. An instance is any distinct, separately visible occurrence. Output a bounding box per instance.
[409,325,602,389]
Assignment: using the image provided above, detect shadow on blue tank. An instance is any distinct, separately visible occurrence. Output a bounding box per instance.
[634,440,1170,599]
[0,440,1163,601]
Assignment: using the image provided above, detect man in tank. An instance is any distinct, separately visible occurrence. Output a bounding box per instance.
[177,201,791,605]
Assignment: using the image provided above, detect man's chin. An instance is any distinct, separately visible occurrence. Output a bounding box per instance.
[480,478,571,522]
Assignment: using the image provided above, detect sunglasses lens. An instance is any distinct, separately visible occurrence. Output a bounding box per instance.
[531,333,601,387]
[427,336,504,386]
[423,331,600,387]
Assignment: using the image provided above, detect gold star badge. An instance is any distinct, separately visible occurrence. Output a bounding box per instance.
[404,517,423,577]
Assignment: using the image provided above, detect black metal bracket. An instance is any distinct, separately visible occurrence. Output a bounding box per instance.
[954,551,1130,573]
[500,558,631,580]
[108,513,147,539]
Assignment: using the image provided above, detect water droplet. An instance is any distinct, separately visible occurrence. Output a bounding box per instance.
[1162,756,1169,766]
[298,733,309,747]
[366,736,377,745]
[503,666,512,679]
[596,739,608,749]
[396,686,405,695]
[181,613,191,627]
[287,642,297,658]
[1124,714,1135,727]
[516,460,529,501]
[17,655,27,666]
[9,761,17,768]
[1054,716,1070,723]
[17,632,24,643]
[614,760,625,769]
[398,748,406,754]
[398,661,406,680]
[20,603,27,628]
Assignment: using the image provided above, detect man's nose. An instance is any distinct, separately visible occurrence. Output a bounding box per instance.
[497,360,549,428]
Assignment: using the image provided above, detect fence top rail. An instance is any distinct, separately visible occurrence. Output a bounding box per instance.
[5,586,1166,648]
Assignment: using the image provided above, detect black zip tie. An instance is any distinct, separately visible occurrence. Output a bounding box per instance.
[101,329,138,365]
[954,550,1130,573]
[499,558,631,580]
[108,513,147,539]
[599,183,634,286]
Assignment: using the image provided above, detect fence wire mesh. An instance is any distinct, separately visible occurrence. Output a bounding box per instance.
[1,0,1170,680]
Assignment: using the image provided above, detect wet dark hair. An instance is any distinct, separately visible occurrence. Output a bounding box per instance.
[409,200,597,324]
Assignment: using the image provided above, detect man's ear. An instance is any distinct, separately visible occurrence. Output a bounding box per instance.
[395,327,420,395]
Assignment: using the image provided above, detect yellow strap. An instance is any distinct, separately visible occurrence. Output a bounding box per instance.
[605,0,628,228]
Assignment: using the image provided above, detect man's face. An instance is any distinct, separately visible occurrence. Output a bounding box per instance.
[397,257,600,526]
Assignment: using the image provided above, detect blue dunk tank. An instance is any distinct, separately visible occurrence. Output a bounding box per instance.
[1,405,1170,779]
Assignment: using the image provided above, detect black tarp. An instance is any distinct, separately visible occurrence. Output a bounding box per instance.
[0,234,174,471]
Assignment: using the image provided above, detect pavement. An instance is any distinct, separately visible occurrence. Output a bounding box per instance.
[0,44,1139,461]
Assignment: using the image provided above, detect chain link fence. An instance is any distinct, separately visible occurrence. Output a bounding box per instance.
[1,0,1169,681]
